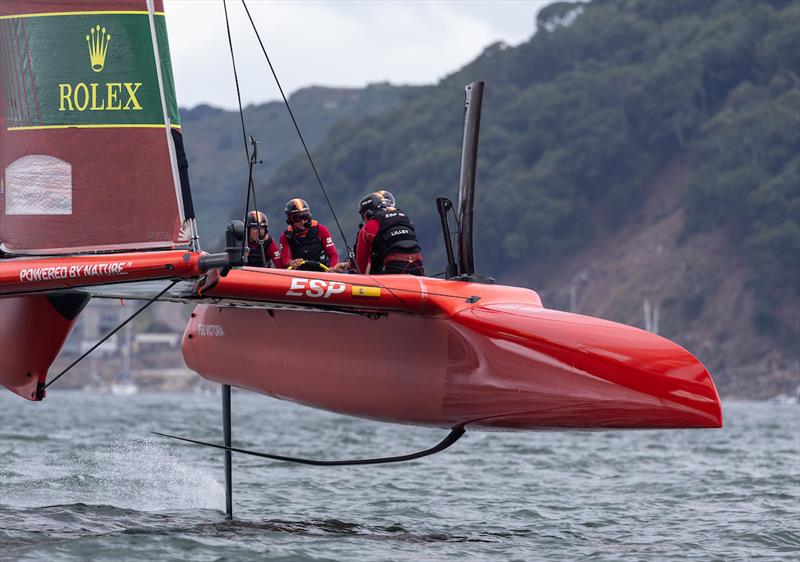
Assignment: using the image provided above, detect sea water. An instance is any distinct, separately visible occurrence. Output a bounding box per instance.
[1,391,798,561]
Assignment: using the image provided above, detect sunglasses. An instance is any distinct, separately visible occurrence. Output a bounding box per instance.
[290,213,310,222]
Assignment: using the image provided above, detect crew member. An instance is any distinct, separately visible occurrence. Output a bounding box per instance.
[354,192,424,275]
[245,210,283,268]
[336,190,396,273]
[279,198,339,268]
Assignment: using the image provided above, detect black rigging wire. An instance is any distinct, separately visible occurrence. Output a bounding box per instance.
[247,140,269,267]
[222,0,250,163]
[153,426,465,466]
[218,3,468,307]
[239,0,354,262]
[223,0,267,265]
[43,280,179,390]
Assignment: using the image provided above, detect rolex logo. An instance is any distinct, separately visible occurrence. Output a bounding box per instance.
[86,25,111,72]
[56,22,144,114]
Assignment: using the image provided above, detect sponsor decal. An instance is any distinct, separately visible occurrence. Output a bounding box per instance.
[19,266,68,282]
[285,278,347,299]
[19,261,128,282]
[87,24,111,72]
[58,82,142,112]
[197,324,225,337]
[352,285,381,298]
[390,228,410,237]
[58,24,142,113]
[3,13,180,130]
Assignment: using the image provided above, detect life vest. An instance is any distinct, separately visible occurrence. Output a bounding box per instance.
[285,220,329,265]
[247,236,276,268]
[370,208,420,272]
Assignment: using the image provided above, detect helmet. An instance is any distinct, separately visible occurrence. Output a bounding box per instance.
[285,198,311,217]
[285,198,312,227]
[376,190,395,207]
[246,210,268,230]
[358,192,387,219]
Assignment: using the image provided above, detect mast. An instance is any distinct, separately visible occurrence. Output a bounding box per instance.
[456,81,484,276]
[146,0,200,251]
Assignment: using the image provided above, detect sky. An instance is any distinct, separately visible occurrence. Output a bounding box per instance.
[163,1,550,110]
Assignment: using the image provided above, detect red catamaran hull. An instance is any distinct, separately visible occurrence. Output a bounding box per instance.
[183,270,722,430]
[0,254,722,429]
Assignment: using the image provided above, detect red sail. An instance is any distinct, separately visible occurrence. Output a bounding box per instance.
[0,0,192,255]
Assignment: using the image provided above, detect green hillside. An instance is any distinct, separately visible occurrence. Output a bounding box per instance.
[179,83,415,244]
[256,1,797,277]
[181,0,799,396]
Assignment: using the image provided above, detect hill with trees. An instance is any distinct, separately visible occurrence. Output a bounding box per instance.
[181,0,799,397]
[180,83,416,243]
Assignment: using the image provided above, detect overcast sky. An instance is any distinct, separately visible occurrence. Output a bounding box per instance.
[163,1,550,109]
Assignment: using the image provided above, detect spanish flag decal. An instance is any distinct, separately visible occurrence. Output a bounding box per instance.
[352,285,381,298]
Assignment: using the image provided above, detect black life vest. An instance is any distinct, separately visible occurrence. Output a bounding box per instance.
[370,208,420,271]
[246,236,275,268]
[285,220,329,265]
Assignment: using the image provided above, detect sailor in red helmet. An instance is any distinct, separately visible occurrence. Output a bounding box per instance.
[279,198,339,269]
[245,210,283,268]
[353,191,424,275]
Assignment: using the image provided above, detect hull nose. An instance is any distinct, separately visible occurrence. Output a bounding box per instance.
[448,304,723,430]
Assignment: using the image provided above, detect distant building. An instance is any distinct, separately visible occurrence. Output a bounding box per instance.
[61,300,129,356]
[133,333,181,352]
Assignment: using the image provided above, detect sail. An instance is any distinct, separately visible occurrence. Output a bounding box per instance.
[0,0,194,255]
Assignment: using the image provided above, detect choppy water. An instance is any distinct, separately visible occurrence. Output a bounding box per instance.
[1,391,798,561]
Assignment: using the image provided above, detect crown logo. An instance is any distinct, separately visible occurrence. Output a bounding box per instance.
[86,25,111,72]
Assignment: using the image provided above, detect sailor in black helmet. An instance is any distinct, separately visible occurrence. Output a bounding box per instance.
[279,198,339,269]
[245,210,282,268]
[351,191,424,275]
[334,190,398,273]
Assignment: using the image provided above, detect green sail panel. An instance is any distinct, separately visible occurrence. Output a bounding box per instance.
[0,1,189,255]
[2,12,179,129]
